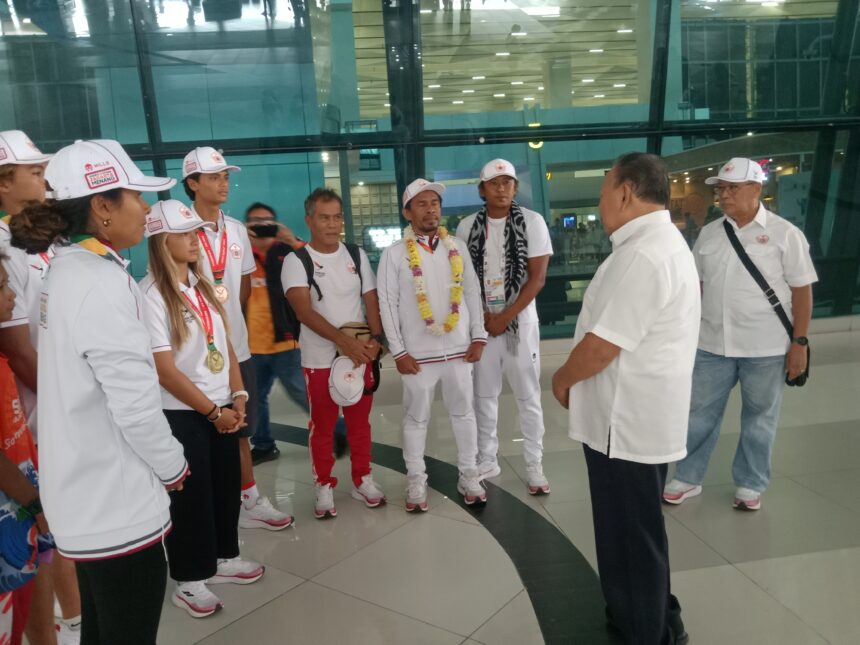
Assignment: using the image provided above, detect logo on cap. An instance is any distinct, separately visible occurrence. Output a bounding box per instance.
[0,147,6,161]
[211,152,224,164]
[184,160,198,173]
[85,163,93,172]
[147,219,164,233]
[179,206,193,219]
[85,167,119,190]
[343,371,356,383]
[723,163,735,173]
[496,163,505,171]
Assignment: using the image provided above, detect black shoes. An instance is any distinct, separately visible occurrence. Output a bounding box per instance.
[250,445,280,465]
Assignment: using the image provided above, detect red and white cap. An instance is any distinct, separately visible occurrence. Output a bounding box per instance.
[145,199,215,238]
[46,139,176,200]
[480,158,517,182]
[402,178,445,207]
[328,356,366,407]
[0,130,52,165]
[705,158,764,185]
[182,147,241,179]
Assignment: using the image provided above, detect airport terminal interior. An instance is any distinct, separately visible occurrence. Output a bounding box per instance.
[4,0,860,642]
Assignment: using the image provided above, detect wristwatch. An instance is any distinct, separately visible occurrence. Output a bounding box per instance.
[792,336,809,346]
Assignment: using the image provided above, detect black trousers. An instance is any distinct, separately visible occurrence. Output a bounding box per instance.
[583,444,685,645]
[76,542,167,645]
[163,408,241,582]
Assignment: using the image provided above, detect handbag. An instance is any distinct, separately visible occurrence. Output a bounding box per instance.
[723,220,809,387]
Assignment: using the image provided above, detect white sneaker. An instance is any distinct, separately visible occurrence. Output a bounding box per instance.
[351,474,387,508]
[172,581,223,618]
[457,469,487,505]
[209,557,265,585]
[662,479,703,505]
[239,496,294,531]
[405,475,428,512]
[55,618,81,645]
[314,483,337,519]
[733,487,762,511]
[525,462,551,495]
[477,459,502,479]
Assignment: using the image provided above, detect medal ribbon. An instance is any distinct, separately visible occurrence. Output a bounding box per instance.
[182,287,218,352]
[197,229,228,285]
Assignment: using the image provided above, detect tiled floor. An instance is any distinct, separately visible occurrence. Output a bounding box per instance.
[159,327,860,644]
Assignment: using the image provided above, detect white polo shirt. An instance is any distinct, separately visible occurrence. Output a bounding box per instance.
[694,204,818,358]
[568,210,701,464]
[282,243,376,369]
[193,209,255,363]
[456,207,553,323]
[140,271,232,411]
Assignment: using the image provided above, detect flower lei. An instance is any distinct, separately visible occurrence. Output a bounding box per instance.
[404,225,463,335]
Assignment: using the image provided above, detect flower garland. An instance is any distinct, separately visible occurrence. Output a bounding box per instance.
[404,225,463,335]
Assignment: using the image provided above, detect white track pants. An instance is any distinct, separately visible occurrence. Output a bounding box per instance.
[474,321,545,465]
[401,360,479,478]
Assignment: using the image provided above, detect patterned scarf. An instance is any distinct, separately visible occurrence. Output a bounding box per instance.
[466,200,528,353]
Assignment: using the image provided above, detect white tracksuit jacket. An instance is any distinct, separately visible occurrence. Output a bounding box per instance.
[377,236,487,363]
[37,243,188,560]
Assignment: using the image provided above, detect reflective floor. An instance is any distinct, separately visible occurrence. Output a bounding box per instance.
[158,321,860,645]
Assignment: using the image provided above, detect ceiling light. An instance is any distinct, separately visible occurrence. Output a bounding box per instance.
[511,31,528,37]
[419,9,432,13]
[384,103,390,107]
[684,171,689,175]
[472,75,486,80]
[496,52,511,57]
[570,90,576,94]
[538,86,544,90]
[582,79,595,83]
[708,167,714,171]
[453,100,464,104]
[747,131,754,136]
[428,84,440,88]
[423,97,433,101]
[589,49,604,53]
[357,181,365,186]
[776,166,783,171]
[511,81,524,85]
[357,87,361,91]
[528,141,544,149]
[523,7,560,17]
[321,152,330,162]
[617,28,633,33]
[524,97,535,101]
[493,93,506,97]
[594,94,605,98]
[462,89,475,93]
[673,179,678,183]
[528,122,541,128]
[613,83,626,88]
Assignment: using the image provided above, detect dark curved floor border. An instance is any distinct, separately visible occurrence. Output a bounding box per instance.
[270,422,621,645]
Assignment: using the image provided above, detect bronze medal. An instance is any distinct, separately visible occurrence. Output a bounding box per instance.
[214,284,229,303]
[206,348,225,373]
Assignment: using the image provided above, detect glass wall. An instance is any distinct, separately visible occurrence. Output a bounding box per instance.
[3,0,860,337]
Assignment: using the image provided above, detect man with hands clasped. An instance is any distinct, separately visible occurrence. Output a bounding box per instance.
[378,179,488,512]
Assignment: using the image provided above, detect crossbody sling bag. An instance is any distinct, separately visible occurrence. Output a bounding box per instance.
[723,220,809,387]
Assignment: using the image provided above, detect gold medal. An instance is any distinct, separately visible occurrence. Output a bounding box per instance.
[206,348,225,373]
[214,284,229,303]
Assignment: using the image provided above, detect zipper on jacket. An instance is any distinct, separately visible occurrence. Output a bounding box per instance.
[606,426,611,459]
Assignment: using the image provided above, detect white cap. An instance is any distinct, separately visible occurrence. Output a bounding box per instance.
[46,139,176,200]
[0,130,52,165]
[328,356,366,407]
[402,178,445,207]
[705,158,764,185]
[145,199,215,237]
[182,147,241,179]
[480,159,517,182]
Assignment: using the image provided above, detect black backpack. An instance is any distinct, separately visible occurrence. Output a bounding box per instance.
[292,243,363,301]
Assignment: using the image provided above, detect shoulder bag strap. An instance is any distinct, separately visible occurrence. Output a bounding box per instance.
[722,219,793,340]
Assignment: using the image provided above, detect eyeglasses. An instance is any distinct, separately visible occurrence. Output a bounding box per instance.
[714,182,756,196]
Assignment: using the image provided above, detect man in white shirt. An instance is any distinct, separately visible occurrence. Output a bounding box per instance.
[552,153,698,644]
[284,188,386,519]
[456,159,552,494]
[378,179,488,511]
[663,158,817,511]
[182,147,292,531]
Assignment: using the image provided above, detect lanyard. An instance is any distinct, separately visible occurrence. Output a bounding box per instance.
[415,233,438,253]
[69,235,126,268]
[197,229,228,285]
[182,287,218,351]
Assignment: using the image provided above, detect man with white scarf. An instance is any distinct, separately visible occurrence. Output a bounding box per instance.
[378,179,488,511]
[456,159,553,494]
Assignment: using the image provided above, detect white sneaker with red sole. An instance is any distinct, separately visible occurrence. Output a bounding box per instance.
[209,557,265,585]
[662,479,703,505]
[526,462,551,495]
[457,470,487,505]
[172,581,223,618]
[314,483,337,519]
[351,474,386,508]
[239,496,294,531]
[733,487,762,511]
[405,475,428,512]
